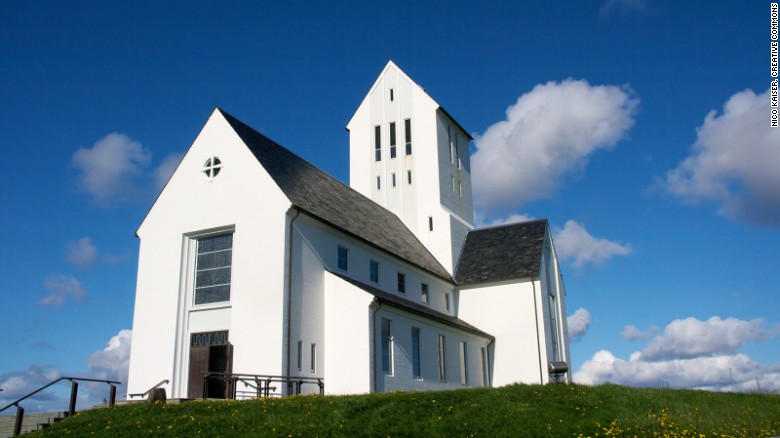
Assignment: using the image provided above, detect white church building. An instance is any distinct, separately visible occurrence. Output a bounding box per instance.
[126,61,570,399]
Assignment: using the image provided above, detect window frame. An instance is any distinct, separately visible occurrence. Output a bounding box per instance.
[421,283,429,304]
[381,318,393,375]
[374,125,381,162]
[460,341,469,385]
[193,233,234,306]
[337,245,349,271]
[397,272,406,294]
[412,327,422,379]
[438,334,447,381]
[370,260,379,283]
[404,119,412,155]
[389,122,397,159]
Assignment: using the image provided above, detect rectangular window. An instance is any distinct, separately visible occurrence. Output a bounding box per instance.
[451,176,456,192]
[389,88,394,102]
[311,343,317,373]
[412,327,421,378]
[421,283,429,303]
[374,125,381,162]
[428,216,433,231]
[459,181,463,197]
[390,122,397,159]
[481,347,489,386]
[455,134,461,169]
[337,245,349,271]
[407,170,412,185]
[438,335,446,381]
[376,176,381,191]
[405,119,412,155]
[297,341,303,371]
[381,318,393,374]
[392,173,396,187]
[445,293,451,312]
[397,272,406,294]
[370,260,379,283]
[194,233,233,305]
[460,341,468,385]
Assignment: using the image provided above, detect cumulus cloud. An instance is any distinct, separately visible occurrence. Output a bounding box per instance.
[87,329,132,383]
[41,275,87,307]
[658,88,780,226]
[154,152,183,193]
[72,133,151,203]
[0,365,62,402]
[65,237,98,268]
[472,79,638,213]
[72,133,181,204]
[621,324,659,341]
[553,220,631,270]
[639,316,775,361]
[567,308,591,341]
[575,316,780,392]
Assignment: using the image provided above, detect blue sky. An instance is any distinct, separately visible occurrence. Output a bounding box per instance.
[1,1,778,410]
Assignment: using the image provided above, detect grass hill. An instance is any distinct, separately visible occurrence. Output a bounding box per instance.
[28,383,780,437]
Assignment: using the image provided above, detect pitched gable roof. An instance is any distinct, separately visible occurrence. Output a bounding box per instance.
[455,219,548,286]
[219,109,454,282]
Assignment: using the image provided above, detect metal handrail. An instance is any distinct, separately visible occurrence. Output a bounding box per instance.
[0,376,121,413]
[201,372,324,399]
[128,379,170,399]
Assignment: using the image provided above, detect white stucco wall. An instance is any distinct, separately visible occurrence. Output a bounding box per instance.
[458,279,548,386]
[127,110,292,398]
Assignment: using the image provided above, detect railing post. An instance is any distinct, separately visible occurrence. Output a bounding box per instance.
[109,384,117,407]
[68,381,79,417]
[13,405,24,437]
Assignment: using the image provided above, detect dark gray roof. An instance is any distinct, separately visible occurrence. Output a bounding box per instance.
[329,271,493,339]
[219,109,453,282]
[455,219,548,286]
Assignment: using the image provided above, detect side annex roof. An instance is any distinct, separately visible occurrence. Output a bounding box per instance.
[455,219,548,286]
[329,271,493,339]
[219,109,454,283]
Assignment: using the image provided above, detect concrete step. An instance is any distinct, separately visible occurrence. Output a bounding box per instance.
[0,412,66,438]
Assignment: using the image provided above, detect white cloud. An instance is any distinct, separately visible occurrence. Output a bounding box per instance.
[659,88,780,226]
[553,220,631,270]
[0,366,62,401]
[65,237,97,268]
[72,133,151,203]
[621,324,659,341]
[87,329,132,383]
[480,213,535,228]
[41,275,87,307]
[154,152,183,193]
[567,308,591,341]
[472,79,638,212]
[639,316,775,361]
[575,316,780,392]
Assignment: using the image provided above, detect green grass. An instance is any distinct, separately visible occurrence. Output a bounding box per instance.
[29,384,780,437]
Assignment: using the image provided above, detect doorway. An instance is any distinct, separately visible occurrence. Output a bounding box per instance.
[188,331,232,399]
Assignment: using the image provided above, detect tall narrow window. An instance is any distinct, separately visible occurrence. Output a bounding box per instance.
[481,347,489,386]
[549,294,560,361]
[438,335,446,381]
[428,216,433,231]
[407,170,412,185]
[370,260,379,283]
[392,173,396,187]
[451,176,456,192]
[405,119,412,155]
[421,283,429,303]
[459,181,463,197]
[412,327,421,378]
[460,341,468,385]
[389,88,394,101]
[195,233,233,305]
[448,127,454,163]
[374,125,381,162]
[445,293,451,312]
[390,122,397,159]
[397,272,406,294]
[376,176,381,191]
[311,343,317,373]
[455,134,461,169]
[297,341,303,371]
[337,245,349,271]
[381,318,393,374]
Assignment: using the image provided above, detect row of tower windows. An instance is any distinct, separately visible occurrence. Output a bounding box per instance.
[375,119,412,161]
[376,170,413,190]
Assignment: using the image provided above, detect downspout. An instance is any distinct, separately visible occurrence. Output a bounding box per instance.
[285,208,301,385]
[370,300,383,393]
[486,337,495,387]
[532,278,544,384]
